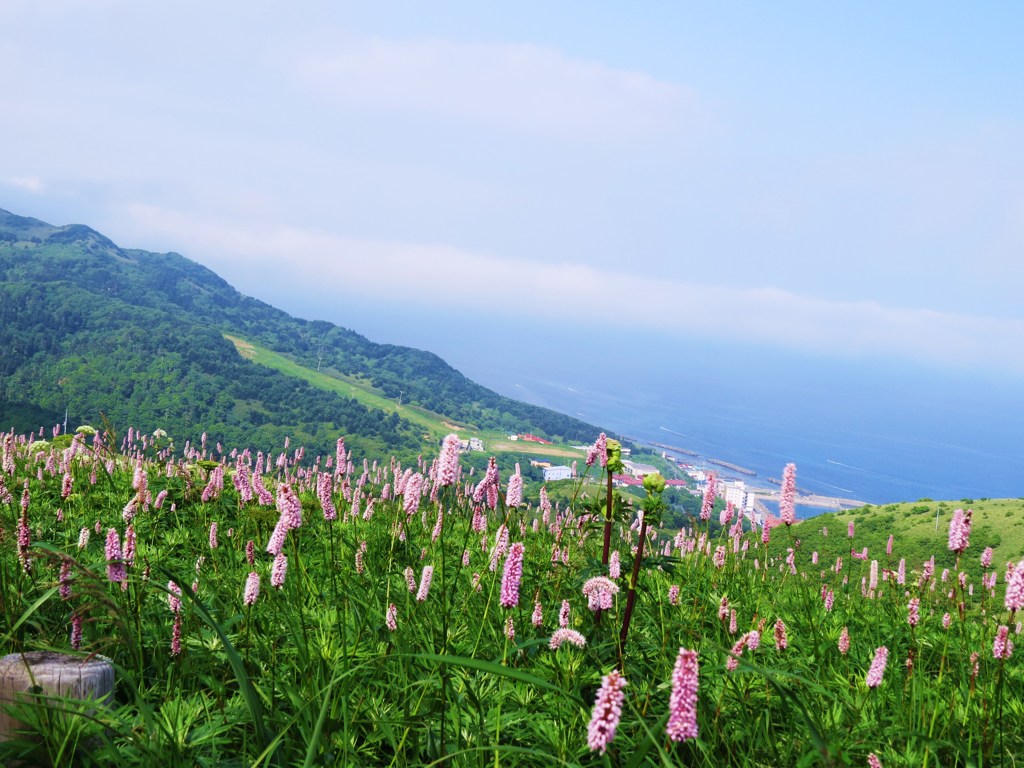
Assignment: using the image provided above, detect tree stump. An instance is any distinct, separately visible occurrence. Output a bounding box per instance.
[0,652,114,742]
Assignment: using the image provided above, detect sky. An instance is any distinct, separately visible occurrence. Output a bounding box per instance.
[3,1,1024,390]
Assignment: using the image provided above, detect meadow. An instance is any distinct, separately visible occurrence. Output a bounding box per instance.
[1,426,1022,767]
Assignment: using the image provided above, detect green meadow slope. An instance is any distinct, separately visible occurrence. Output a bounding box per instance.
[782,498,1024,577]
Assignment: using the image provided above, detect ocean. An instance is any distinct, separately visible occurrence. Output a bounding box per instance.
[325,303,1023,510]
[455,342,1024,508]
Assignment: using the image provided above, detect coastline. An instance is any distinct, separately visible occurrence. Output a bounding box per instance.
[643,435,867,515]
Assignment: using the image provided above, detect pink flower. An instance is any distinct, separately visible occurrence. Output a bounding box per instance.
[276,483,302,530]
[208,522,219,550]
[317,472,337,521]
[472,458,500,510]
[947,508,971,554]
[123,524,136,567]
[505,616,515,641]
[170,614,182,656]
[436,433,461,487]
[868,754,883,768]
[500,542,525,608]
[105,528,125,583]
[700,473,717,521]
[866,646,888,688]
[609,550,621,579]
[559,599,571,628]
[416,565,434,602]
[403,473,424,516]
[582,576,619,611]
[848,521,855,538]
[17,506,31,573]
[668,585,680,605]
[270,552,288,588]
[166,580,183,613]
[70,613,83,649]
[243,572,261,605]
[1004,558,1024,612]
[779,463,797,525]
[549,628,587,650]
[993,625,1014,660]
[532,600,544,627]
[726,635,747,671]
[838,627,850,655]
[907,598,920,627]
[713,546,726,569]
[430,507,444,542]
[59,559,73,600]
[981,546,993,569]
[774,619,788,651]
[666,647,699,741]
[385,603,398,632]
[597,433,609,467]
[886,534,894,557]
[506,464,523,508]
[587,669,627,754]
[265,517,288,556]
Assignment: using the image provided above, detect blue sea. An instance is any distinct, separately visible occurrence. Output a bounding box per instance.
[328,304,1024,510]
[452,339,1024,508]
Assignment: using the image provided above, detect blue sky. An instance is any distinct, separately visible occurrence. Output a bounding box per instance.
[3,1,1024,381]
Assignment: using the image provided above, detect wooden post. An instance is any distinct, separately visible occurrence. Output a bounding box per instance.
[0,652,114,742]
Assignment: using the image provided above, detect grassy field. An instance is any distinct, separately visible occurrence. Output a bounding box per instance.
[225,334,469,440]
[488,439,585,461]
[807,497,1024,562]
[225,335,597,465]
[2,428,1022,766]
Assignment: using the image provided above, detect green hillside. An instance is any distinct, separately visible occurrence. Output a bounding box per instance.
[777,498,1024,579]
[0,207,605,459]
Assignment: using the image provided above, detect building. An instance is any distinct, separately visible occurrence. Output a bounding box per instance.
[518,433,554,445]
[621,460,659,479]
[543,465,574,482]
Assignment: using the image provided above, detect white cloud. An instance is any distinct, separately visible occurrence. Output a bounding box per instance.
[6,176,45,193]
[294,37,691,140]
[121,204,1024,376]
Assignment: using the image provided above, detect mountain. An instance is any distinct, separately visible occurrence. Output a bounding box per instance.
[0,207,604,458]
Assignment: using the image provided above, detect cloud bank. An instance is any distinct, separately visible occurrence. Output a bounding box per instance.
[123,204,1024,376]
[295,37,691,140]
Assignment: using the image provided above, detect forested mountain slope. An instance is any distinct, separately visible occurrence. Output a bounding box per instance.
[0,208,601,457]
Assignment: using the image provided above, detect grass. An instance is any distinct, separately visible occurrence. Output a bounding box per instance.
[805,498,1024,564]
[225,335,588,464]
[225,334,465,440]
[1,426,1022,766]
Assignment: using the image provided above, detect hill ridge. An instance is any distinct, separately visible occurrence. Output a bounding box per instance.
[0,206,605,459]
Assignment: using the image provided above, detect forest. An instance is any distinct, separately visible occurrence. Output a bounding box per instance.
[0,208,604,459]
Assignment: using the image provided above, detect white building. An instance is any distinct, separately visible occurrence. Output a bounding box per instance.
[543,465,574,482]
[621,460,659,478]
